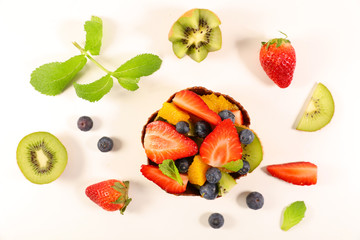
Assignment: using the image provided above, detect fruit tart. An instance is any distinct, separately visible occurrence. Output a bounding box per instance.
[140,87,263,199]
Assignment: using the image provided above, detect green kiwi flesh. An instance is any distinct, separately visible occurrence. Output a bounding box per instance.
[235,126,263,173]
[169,9,222,62]
[16,132,68,184]
[296,83,335,132]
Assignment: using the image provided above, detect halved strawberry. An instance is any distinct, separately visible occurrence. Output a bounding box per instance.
[172,90,221,126]
[266,161,317,186]
[231,110,243,125]
[200,119,242,167]
[144,121,198,164]
[140,165,188,194]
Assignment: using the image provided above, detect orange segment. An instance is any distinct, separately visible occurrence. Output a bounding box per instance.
[157,102,190,125]
[188,155,210,186]
[200,94,238,113]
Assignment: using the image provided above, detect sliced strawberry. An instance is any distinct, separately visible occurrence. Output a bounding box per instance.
[144,121,198,164]
[231,110,243,125]
[266,161,317,186]
[140,165,188,194]
[200,119,242,167]
[172,90,221,126]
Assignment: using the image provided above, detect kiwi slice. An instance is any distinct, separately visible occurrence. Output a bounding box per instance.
[235,126,263,173]
[16,132,68,184]
[296,83,335,132]
[168,9,222,62]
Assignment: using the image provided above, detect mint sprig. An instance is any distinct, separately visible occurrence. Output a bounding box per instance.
[281,201,307,231]
[159,159,183,185]
[30,16,162,102]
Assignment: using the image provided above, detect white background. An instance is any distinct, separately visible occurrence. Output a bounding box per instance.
[1,0,359,239]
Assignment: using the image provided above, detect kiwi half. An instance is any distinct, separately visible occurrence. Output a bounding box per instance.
[296,83,335,132]
[168,9,222,62]
[235,125,263,173]
[16,132,68,184]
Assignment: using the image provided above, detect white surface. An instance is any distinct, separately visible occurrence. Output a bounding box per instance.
[1,0,359,239]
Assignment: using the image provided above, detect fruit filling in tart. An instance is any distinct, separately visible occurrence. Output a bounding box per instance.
[140,87,263,199]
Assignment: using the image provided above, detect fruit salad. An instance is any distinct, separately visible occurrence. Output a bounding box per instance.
[140,87,263,198]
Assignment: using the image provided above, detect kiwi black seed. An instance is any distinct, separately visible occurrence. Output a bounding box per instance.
[16,131,68,184]
[296,83,335,132]
[168,8,222,62]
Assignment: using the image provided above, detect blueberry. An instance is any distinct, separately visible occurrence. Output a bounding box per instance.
[237,160,250,175]
[97,137,113,152]
[195,121,212,138]
[199,182,218,200]
[239,129,254,145]
[208,213,224,229]
[246,191,264,210]
[77,116,93,131]
[206,167,222,184]
[218,110,235,123]
[176,121,190,134]
[175,157,192,173]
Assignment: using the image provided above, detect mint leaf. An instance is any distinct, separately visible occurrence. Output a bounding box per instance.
[30,55,87,96]
[113,53,162,78]
[115,76,140,91]
[158,159,183,185]
[73,74,113,102]
[84,16,103,55]
[223,159,243,172]
[281,201,307,231]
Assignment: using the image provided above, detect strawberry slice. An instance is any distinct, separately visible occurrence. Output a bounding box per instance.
[140,165,188,194]
[144,121,198,164]
[200,119,242,167]
[231,110,243,125]
[266,161,317,186]
[172,90,221,126]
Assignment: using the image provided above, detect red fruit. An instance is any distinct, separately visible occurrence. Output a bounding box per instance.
[172,90,222,126]
[85,179,132,214]
[259,33,296,88]
[140,165,188,194]
[266,161,317,186]
[144,121,198,164]
[200,119,242,167]
[231,110,243,125]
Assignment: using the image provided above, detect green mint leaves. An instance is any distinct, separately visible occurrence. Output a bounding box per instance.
[74,74,113,102]
[30,55,87,96]
[281,201,307,231]
[30,16,162,102]
[84,16,103,55]
[159,159,183,185]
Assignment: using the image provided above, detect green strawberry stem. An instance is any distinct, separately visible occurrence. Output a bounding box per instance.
[72,41,111,74]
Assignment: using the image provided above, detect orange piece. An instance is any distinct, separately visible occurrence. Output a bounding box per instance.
[188,155,210,186]
[200,94,238,113]
[157,102,190,125]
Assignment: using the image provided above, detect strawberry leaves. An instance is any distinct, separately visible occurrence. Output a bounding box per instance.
[111,181,132,215]
[30,16,162,102]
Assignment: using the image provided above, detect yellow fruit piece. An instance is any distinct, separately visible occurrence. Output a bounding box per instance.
[200,94,238,113]
[188,155,210,186]
[157,102,190,125]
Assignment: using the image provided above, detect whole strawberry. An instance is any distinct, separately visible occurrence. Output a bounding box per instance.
[85,179,131,214]
[259,32,296,88]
